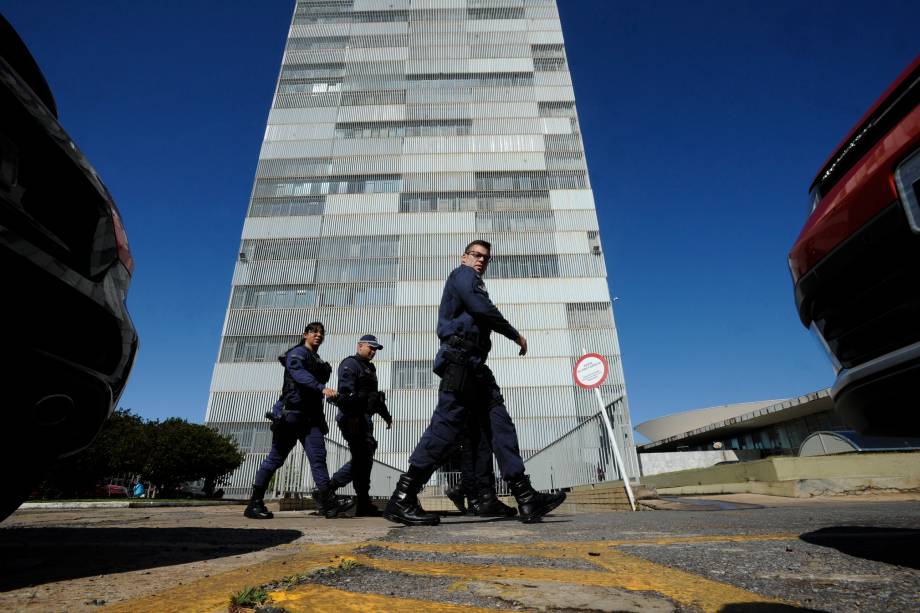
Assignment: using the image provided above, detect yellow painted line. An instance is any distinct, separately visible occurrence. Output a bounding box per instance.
[269,583,501,612]
[352,553,785,613]
[100,543,358,613]
[366,532,799,557]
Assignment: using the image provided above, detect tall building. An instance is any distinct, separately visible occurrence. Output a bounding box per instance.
[205,0,639,498]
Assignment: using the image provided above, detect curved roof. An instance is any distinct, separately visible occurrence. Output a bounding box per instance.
[636,389,833,449]
[799,430,920,456]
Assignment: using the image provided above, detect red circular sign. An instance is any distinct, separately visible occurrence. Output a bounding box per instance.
[573,353,609,389]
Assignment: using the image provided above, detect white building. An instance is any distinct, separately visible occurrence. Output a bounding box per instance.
[205,0,638,498]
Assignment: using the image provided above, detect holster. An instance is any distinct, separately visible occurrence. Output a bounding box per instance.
[437,338,471,393]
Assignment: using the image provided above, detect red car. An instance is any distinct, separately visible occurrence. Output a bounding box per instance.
[789,55,920,435]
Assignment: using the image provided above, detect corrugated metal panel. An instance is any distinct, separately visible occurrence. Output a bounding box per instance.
[288,23,351,38]
[467,19,529,33]
[468,57,534,73]
[241,216,323,239]
[550,189,595,210]
[554,209,600,231]
[488,357,572,387]
[532,85,576,102]
[554,231,590,254]
[210,363,279,392]
[528,29,565,45]
[471,101,539,119]
[347,46,409,62]
[283,49,347,66]
[488,277,610,303]
[322,211,474,236]
[332,137,403,157]
[232,259,317,285]
[259,139,335,159]
[264,122,336,142]
[267,107,339,126]
[402,134,545,155]
[325,193,400,215]
[406,58,470,75]
[395,280,448,306]
[349,21,410,36]
[335,104,406,123]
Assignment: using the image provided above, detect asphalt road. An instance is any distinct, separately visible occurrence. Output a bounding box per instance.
[1,497,917,612]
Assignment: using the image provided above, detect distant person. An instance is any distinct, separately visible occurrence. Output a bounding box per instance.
[384,240,566,525]
[327,334,393,517]
[243,322,353,520]
[133,481,145,498]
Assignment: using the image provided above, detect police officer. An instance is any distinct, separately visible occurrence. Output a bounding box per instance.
[244,322,354,520]
[445,421,516,517]
[384,240,566,526]
[327,334,393,517]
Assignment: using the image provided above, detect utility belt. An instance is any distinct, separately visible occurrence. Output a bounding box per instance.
[438,335,484,393]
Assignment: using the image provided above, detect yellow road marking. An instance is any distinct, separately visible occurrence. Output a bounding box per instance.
[100,543,357,613]
[269,583,500,612]
[104,533,800,612]
[352,551,784,613]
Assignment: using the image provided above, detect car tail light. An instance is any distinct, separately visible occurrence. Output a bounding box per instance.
[109,203,134,275]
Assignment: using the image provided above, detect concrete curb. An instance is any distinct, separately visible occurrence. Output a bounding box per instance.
[19,500,242,510]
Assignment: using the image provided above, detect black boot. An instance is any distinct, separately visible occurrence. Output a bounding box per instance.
[243,484,273,519]
[354,495,382,517]
[384,466,439,526]
[444,484,467,514]
[476,488,517,517]
[312,487,355,518]
[508,475,566,523]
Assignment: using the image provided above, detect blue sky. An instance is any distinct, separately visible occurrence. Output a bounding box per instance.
[3,1,916,434]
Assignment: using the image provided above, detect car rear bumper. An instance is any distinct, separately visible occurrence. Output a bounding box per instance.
[833,341,920,436]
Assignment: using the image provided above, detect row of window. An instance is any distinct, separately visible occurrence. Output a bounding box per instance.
[399,190,550,213]
[232,283,396,310]
[406,72,533,88]
[335,119,473,139]
[255,171,587,197]
[475,171,588,191]
[255,175,402,197]
[248,197,325,218]
[243,235,399,261]
[292,7,556,25]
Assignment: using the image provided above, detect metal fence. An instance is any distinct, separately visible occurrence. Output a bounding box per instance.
[523,398,640,491]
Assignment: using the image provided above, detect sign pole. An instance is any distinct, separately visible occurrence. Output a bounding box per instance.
[575,348,637,512]
[593,387,636,511]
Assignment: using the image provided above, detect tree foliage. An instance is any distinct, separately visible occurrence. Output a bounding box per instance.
[36,410,244,498]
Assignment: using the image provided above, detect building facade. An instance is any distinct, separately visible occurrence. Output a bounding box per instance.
[205,0,638,497]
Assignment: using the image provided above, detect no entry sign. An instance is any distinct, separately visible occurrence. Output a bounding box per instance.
[573,353,608,389]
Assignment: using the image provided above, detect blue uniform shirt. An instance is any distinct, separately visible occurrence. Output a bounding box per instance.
[281,344,328,410]
[436,265,519,360]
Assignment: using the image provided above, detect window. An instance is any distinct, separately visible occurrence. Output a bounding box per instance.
[248,197,325,218]
[475,210,555,232]
[231,285,316,309]
[393,361,434,389]
[407,72,533,89]
[488,254,560,278]
[566,302,614,329]
[538,101,576,118]
[534,57,568,72]
[255,175,402,197]
[475,171,587,191]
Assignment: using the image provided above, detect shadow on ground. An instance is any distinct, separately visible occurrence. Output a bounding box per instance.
[0,527,301,590]
[799,526,920,569]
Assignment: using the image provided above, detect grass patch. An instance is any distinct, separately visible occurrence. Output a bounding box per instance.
[266,558,363,591]
[229,585,269,611]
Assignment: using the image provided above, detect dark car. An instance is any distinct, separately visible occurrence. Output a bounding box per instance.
[0,15,138,520]
[789,55,920,435]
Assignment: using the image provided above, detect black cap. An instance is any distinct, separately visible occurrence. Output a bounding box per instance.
[359,334,383,349]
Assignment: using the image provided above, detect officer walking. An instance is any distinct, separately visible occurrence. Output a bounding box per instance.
[384,240,566,526]
[244,322,353,520]
[445,423,516,517]
[327,334,393,517]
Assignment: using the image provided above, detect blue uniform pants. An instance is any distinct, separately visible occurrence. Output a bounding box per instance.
[409,365,525,481]
[254,414,330,490]
[460,414,497,494]
[330,415,376,498]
